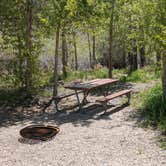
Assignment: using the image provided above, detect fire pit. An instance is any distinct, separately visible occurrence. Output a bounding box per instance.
[20,125,60,141]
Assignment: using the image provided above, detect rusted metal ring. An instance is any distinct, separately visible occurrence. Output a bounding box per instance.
[20,125,60,141]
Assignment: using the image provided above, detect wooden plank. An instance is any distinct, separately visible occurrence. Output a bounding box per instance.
[79,79,118,90]
[96,89,131,102]
[81,78,100,84]
[64,78,118,91]
[88,79,118,90]
[85,78,111,85]
[89,79,118,85]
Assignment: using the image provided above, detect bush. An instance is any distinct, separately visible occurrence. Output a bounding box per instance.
[141,85,166,131]
[126,66,161,83]
[62,67,108,82]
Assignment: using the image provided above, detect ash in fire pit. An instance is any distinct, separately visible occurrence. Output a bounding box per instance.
[20,125,60,141]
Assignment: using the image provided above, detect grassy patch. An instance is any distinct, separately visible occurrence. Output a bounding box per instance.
[132,84,166,148]
[0,65,161,89]
[61,67,109,82]
[157,136,166,149]
[60,65,160,84]
[126,66,161,83]
[141,85,166,130]
[133,84,166,130]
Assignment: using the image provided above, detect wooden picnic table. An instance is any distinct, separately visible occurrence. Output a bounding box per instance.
[64,78,119,110]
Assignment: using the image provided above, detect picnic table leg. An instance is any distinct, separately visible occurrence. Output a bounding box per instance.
[103,102,108,114]
[126,92,131,104]
[54,100,60,112]
[75,90,82,111]
[103,85,109,96]
[82,90,89,104]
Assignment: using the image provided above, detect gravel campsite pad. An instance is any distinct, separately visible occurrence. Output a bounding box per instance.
[0,82,166,166]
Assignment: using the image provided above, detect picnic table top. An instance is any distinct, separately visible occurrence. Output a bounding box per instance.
[64,78,119,91]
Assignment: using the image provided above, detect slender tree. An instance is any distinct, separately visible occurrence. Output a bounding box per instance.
[61,30,68,78]
[92,33,96,68]
[25,0,33,90]
[73,32,78,70]
[53,26,60,97]
[87,33,92,68]
[162,54,166,98]
[140,47,146,67]
[108,0,115,78]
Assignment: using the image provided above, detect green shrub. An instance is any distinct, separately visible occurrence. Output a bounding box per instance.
[62,67,108,82]
[126,66,161,83]
[141,84,166,131]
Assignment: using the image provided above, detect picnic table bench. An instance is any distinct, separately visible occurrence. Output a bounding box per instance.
[96,89,131,113]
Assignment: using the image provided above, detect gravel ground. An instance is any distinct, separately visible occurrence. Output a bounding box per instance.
[0,82,165,166]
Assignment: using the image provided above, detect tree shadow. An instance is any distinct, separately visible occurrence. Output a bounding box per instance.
[0,81,134,129]
[96,103,130,119]
[18,136,56,145]
[0,101,131,129]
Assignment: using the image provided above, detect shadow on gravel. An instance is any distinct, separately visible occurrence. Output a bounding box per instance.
[0,102,131,129]
[18,137,55,145]
[0,82,134,128]
[97,103,130,119]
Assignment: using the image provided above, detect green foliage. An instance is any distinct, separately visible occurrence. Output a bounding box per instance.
[112,68,128,81]
[0,87,33,106]
[158,136,166,149]
[138,84,166,132]
[61,66,161,84]
[0,0,49,90]
[0,0,165,93]
[126,66,161,83]
[0,64,161,89]
[61,67,108,82]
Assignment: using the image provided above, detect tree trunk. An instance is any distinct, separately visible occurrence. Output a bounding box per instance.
[53,26,60,97]
[25,0,33,91]
[87,33,92,69]
[128,41,138,73]
[162,54,166,98]
[102,52,108,67]
[122,47,126,68]
[108,24,113,78]
[128,52,132,73]
[108,0,115,78]
[61,30,67,78]
[17,35,24,87]
[133,46,138,70]
[92,34,96,68]
[129,53,138,73]
[73,33,78,70]
[140,47,146,67]
[66,38,68,66]
[156,52,161,65]
[108,19,113,77]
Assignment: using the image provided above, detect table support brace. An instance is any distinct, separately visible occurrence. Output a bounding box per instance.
[75,90,82,111]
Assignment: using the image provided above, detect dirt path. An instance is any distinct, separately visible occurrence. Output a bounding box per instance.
[0,82,165,166]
